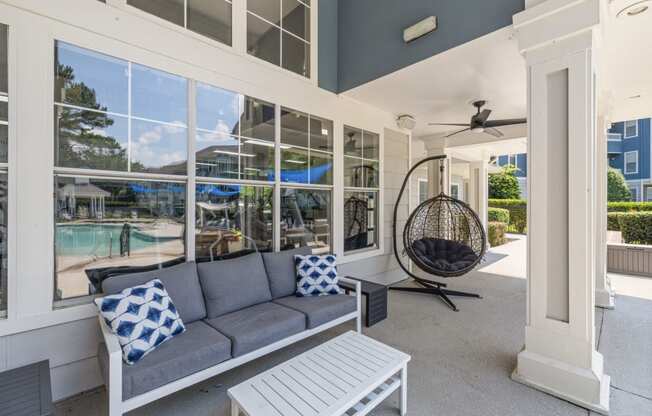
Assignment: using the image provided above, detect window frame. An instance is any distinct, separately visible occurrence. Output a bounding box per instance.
[624,150,638,175]
[624,120,638,139]
[0,21,11,319]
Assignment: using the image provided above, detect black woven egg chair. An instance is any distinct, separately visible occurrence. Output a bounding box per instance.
[390,155,487,311]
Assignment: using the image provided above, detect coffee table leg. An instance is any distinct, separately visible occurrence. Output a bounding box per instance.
[231,400,239,416]
[399,365,407,415]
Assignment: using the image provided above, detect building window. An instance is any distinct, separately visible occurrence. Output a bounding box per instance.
[54,177,186,301]
[280,188,331,253]
[607,132,621,141]
[451,183,460,200]
[624,151,638,174]
[54,42,188,175]
[0,24,8,316]
[343,126,379,253]
[630,187,638,202]
[127,0,232,46]
[247,0,311,77]
[418,179,428,204]
[645,186,652,202]
[195,184,273,259]
[195,82,275,181]
[53,42,189,304]
[624,120,638,138]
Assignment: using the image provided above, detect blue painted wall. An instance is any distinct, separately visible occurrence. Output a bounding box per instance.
[336,0,524,92]
[318,0,338,93]
[608,119,651,181]
[497,154,527,177]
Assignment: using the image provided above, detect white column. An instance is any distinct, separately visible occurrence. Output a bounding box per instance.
[468,159,489,231]
[511,1,610,414]
[595,115,615,309]
[424,146,450,196]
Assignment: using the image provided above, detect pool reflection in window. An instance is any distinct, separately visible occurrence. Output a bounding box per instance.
[195,184,273,260]
[54,177,186,301]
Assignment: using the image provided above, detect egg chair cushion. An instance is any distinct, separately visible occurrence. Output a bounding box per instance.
[411,238,479,273]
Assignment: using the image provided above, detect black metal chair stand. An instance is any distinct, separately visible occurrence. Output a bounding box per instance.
[389,279,481,312]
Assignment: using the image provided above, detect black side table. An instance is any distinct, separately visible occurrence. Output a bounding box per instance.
[0,360,53,416]
[340,277,388,327]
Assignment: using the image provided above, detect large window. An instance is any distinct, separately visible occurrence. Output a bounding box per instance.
[624,120,638,138]
[624,151,638,174]
[247,0,311,77]
[0,24,8,315]
[343,126,379,253]
[195,82,275,181]
[53,42,189,303]
[54,177,186,301]
[127,0,232,46]
[195,184,273,259]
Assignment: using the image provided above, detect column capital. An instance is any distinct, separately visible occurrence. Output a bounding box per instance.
[513,0,601,57]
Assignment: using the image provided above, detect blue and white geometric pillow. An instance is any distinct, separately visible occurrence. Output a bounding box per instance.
[294,254,342,297]
[95,279,185,365]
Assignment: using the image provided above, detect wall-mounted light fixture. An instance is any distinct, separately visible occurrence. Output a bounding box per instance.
[403,16,437,43]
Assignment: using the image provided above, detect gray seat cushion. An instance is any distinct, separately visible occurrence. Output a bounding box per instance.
[204,302,306,357]
[262,246,312,299]
[197,252,272,318]
[274,295,357,329]
[101,261,206,324]
[98,321,231,400]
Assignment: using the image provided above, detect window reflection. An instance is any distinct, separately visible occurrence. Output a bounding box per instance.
[0,173,6,314]
[187,0,233,45]
[241,96,275,141]
[130,119,188,175]
[195,184,273,260]
[131,63,187,125]
[281,188,330,253]
[343,191,378,252]
[54,177,186,300]
[128,0,185,26]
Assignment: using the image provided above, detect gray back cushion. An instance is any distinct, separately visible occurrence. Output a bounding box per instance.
[197,252,272,318]
[262,246,312,298]
[101,261,206,324]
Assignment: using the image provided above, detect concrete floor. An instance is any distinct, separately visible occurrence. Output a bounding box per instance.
[56,237,652,416]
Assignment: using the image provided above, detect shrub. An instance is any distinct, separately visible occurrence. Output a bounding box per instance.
[607,167,631,202]
[489,165,521,199]
[488,199,527,233]
[607,212,624,231]
[488,207,510,224]
[488,222,507,247]
[607,201,652,212]
[618,212,652,244]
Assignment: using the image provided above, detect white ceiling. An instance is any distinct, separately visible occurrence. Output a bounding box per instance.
[344,26,526,139]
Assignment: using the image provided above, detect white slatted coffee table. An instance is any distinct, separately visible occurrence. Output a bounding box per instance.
[228,331,410,416]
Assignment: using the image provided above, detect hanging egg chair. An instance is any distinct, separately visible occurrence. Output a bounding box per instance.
[390,155,487,311]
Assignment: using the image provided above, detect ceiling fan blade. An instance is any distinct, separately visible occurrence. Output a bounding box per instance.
[445,127,471,138]
[428,123,469,127]
[484,127,503,138]
[476,109,492,123]
[484,118,527,128]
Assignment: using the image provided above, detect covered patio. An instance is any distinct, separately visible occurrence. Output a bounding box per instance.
[56,236,652,415]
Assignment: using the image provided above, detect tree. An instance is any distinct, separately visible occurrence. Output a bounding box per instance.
[607,167,631,202]
[489,164,521,199]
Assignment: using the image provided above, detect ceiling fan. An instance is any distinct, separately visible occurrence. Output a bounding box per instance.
[428,100,526,138]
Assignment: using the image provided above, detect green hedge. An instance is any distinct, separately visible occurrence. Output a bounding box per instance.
[607,212,624,231]
[488,207,510,224]
[488,222,507,247]
[618,212,652,245]
[607,201,652,212]
[488,199,527,233]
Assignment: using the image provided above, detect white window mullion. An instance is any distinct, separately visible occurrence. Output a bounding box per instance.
[186,80,197,261]
[232,0,247,55]
[274,103,281,251]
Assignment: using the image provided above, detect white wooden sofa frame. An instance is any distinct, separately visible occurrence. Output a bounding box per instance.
[99,277,362,416]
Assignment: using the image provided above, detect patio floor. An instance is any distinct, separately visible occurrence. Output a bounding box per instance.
[56,237,652,416]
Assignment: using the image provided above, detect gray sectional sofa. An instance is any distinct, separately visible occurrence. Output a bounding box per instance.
[97,247,361,416]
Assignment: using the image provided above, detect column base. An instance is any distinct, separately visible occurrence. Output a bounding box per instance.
[595,287,615,310]
[512,350,610,415]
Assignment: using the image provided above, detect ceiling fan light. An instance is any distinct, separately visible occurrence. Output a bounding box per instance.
[471,126,485,133]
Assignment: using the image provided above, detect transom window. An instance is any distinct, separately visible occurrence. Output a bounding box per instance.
[343,125,379,253]
[247,0,311,77]
[127,0,233,46]
[624,151,638,174]
[624,120,638,138]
